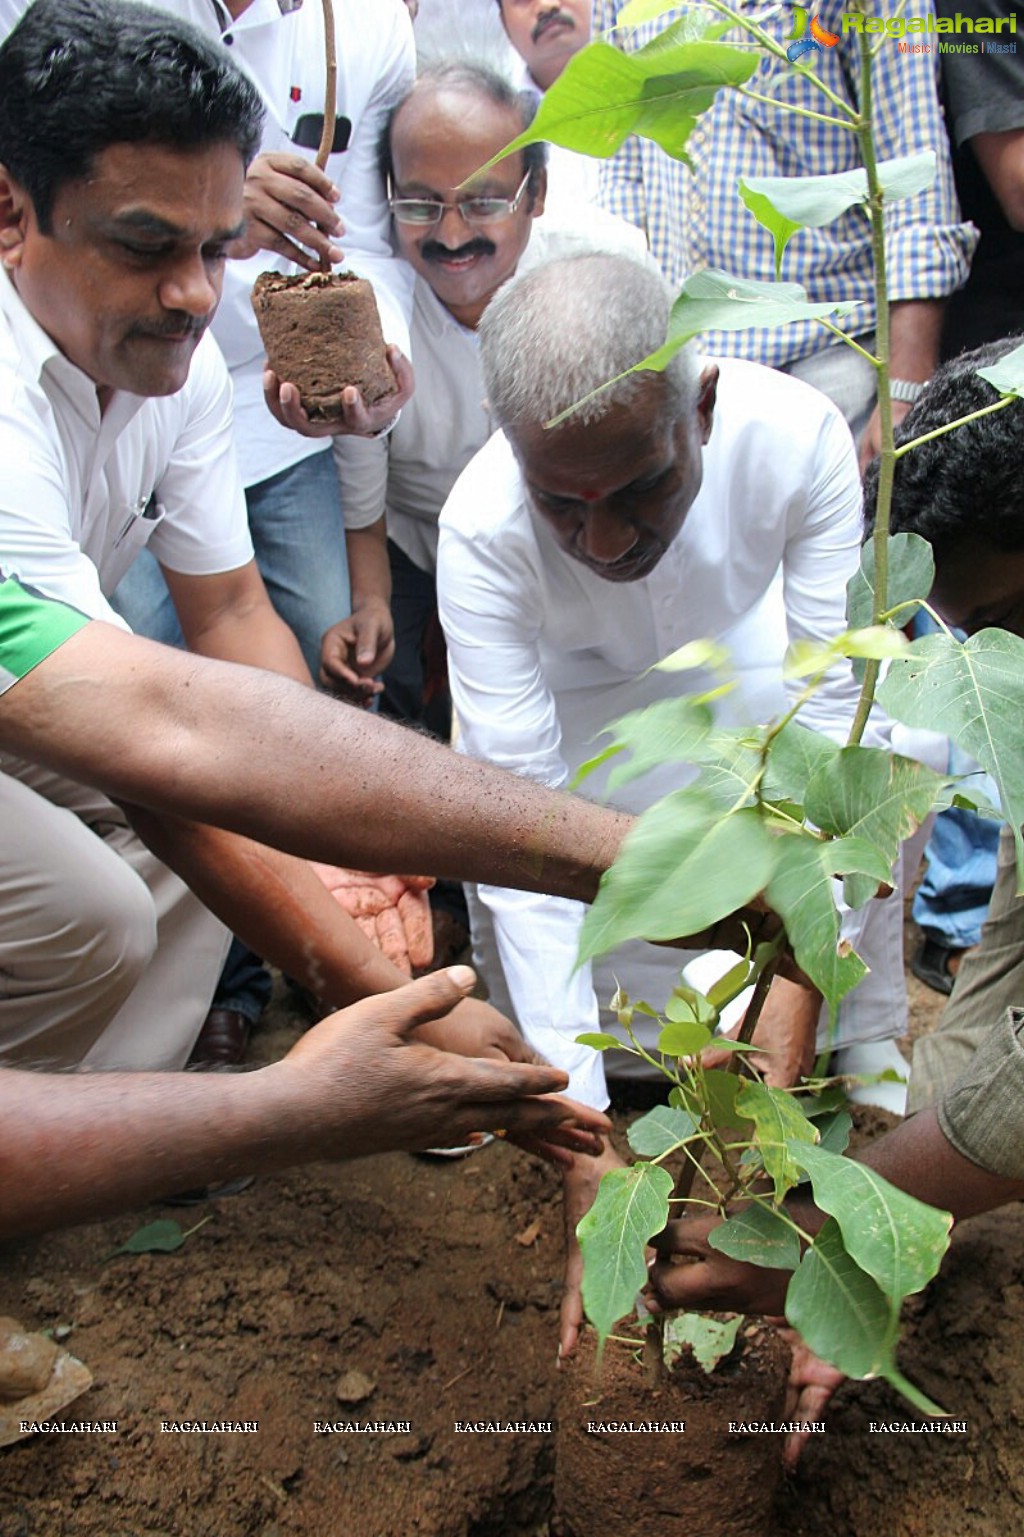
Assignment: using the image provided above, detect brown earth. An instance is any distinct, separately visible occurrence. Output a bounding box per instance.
[1,967,1022,1537]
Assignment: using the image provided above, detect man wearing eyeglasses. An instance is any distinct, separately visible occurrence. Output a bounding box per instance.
[322,61,644,718]
[318,61,645,961]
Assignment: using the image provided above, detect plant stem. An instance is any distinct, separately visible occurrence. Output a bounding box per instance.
[847,7,891,749]
[703,0,859,119]
[643,1315,666,1388]
[735,86,855,131]
[316,0,338,172]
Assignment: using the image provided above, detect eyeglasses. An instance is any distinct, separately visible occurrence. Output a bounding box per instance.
[388,171,532,227]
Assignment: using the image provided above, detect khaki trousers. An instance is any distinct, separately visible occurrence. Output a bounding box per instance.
[0,756,229,1070]
[909,824,1024,1112]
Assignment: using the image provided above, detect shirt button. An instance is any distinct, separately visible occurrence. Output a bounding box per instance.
[223,31,233,43]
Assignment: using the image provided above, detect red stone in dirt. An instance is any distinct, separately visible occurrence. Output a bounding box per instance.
[251,270,396,421]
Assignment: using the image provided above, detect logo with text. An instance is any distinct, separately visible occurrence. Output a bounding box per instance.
[787,5,840,62]
[841,9,1017,53]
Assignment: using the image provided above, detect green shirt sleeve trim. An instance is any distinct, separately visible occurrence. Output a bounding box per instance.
[0,576,91,698]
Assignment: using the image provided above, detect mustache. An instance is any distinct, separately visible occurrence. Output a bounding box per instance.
[131,315,210,341]
[533,8,574,42]
[420,238,496,263]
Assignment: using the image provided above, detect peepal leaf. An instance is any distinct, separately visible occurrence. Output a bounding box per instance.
[663,1312,743,1373]
[592,696,713,794]
[735,1081,818,1199]
[878,629,1024,889]
[785,1217,896,1379]
[762,720,841,806]
[805,747,946,908]
[658,1018,713,1056]
[977,340,1024,397]
[763,833,890,1009]
[578,1164,673,1348]
[739,153,936,274]
[576,1031,628,1051]
[635,271,860,375]
[472,29,756,172]
[578,788,777,964]
[791,1143,952,1302]
[108,1217,210,1258]
[708,1202,802,1271]
[846,533,934,653]
[627,1104,699,1157]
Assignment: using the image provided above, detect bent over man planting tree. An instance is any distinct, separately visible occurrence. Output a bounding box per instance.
[436,250,911,1355]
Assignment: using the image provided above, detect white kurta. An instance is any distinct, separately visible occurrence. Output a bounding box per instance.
[437,360,905,1107]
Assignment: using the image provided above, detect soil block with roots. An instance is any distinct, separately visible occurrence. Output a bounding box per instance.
[251,270,396,422]
[554,1325,791,1537]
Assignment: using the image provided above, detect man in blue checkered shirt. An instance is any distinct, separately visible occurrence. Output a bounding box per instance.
[594,0,976,465]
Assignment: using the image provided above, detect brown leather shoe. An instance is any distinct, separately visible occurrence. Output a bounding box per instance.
[187,1007,251,1068]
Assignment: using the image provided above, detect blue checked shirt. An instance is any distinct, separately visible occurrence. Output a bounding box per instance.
[593,0,976,367]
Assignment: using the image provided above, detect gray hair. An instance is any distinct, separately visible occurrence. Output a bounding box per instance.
[479,252,699,430]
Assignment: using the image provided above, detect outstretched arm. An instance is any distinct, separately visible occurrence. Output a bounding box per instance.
[0,970,603,1240]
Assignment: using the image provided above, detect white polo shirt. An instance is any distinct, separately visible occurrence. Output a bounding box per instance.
[0,269,252,626]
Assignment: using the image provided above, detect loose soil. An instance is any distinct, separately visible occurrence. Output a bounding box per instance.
[1,968,1022,1537]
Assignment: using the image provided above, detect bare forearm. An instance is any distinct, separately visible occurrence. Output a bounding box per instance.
[124,812,406,1006]
[4,626,628,903]
[0,1067,296,1236]
[888,299,944,383]
[347,518,391,611]
[858,1107,1024,1222]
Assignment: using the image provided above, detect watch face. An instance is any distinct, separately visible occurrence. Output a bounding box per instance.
[277,0,304,13]
[291,114,353,154]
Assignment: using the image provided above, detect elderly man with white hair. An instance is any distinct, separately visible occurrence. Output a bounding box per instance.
[435,250,908,1356]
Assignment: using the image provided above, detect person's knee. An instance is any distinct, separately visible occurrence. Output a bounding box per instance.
[48,861,158,1013]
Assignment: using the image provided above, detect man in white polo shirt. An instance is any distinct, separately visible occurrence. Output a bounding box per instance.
[0,0,309,1068]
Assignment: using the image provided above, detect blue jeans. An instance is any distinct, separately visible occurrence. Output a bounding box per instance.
[246,450,351,680]
[910,613,1000,950]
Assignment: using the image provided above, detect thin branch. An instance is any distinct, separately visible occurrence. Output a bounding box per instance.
[893,395,1017,458]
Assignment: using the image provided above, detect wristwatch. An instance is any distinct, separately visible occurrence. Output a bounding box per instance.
[889,378,926,404]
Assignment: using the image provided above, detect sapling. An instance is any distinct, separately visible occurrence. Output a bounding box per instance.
[472,0,1024,1409]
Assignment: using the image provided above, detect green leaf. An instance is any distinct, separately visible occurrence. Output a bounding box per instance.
[108,1217,210,1258]
[738,153,936,274]
[790,1143,952,1301]
[658,1018,713,1056]
[595,696,713,794]
[575,1031,627,1051]
[569,742,625,790]
[471,29,757,174]
[578,789,778,964]
[653,637,732,673]
[708,1202,802,1270]
[627,1104,699,1157]
[578,1164,673,1349]
[635,270,860,375]
[805,747,946,908]
[814,1108,853,1156]
[706,954,753,1009]
[846,533,935,657]
[977,340,1024,397]
[785,1217,896,1379]
[618,0,688,23]
[663,1312,743,1373]
[664,984,717,1026]
[676,1067,753,1138]
[735,1081,818,1199]
[763,833,885,1009]
[762,720,841,805]
[878,628,1024,889]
